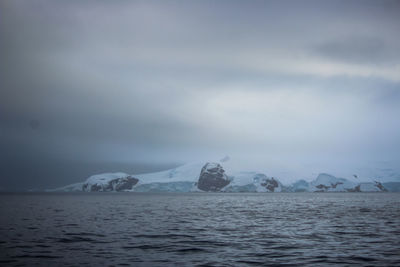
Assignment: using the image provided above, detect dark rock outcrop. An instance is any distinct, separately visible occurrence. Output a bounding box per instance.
[315,182,344,191]
[374,181,387,192]
[82,176,139,192]
[197,163,230,192]
[261,177,280,192]
[347,184,361,192]
[316,184,330,191]
[330,182,343,188]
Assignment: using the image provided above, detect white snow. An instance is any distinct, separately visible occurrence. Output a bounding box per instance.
[309,173,355,192]
[135,162,204,184]
[51,161,388,193]
[224,172,282,192]
[229,171,259,186]
[307,173,386,192]
[85,172,130,186]
[359,183,380,192]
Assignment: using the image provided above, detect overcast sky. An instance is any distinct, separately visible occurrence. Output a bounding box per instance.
[1,0,400,189]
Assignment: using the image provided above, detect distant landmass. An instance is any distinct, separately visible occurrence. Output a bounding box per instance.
[50,161,400,193]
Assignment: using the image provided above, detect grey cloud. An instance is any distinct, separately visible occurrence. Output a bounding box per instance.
[1,0,400,189]
[313,36,394,65]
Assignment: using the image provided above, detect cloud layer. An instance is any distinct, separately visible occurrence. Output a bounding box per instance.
[1,0,400,188]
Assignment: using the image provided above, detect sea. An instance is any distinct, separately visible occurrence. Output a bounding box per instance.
[1,192,399,266]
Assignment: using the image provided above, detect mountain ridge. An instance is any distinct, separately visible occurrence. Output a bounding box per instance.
[50,161,400,192]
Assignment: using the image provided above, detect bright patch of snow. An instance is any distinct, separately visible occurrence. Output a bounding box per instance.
[85,172,130,186]
[51,161,390,193]
[135,162,204,184]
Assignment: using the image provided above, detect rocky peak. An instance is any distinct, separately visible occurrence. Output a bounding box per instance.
[261,177,280,192]
[374,181,387,192]
[82,175,139,192]
[197,162,230,192]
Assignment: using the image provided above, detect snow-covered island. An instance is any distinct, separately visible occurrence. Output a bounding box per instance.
[51,160,397,193]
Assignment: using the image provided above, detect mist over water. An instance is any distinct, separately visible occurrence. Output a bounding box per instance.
[1,193,399,266]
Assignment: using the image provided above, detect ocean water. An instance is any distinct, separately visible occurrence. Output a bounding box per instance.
[1,192,399,266]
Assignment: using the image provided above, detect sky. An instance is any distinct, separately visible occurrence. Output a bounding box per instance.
[1,0,400,190]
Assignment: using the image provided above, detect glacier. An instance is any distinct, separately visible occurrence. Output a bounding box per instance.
[51,161,286,192]
[289,173,388,192]
[51,160,395,193]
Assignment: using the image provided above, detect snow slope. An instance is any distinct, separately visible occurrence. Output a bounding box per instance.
[51,159,393,192]
[135,162,204,184]
[224,172,283,192]
[84,172,130,186]
[52,160,284,192]
[309,173,356,192]
[291,173,387,192]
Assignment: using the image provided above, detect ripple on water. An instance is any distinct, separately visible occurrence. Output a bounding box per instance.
[0,192,399,266]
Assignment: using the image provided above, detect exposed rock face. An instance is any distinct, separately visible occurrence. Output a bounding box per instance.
[223,173,283,192]
[82,176,139,192]
[330,182,343,188]
[374,181,387,192]
[315,182,344,191]
[197,163,230,192]
[316,184,330,191]
[114,177,139,191]
[347,184,361,192]
[261,177,280,192]
[310,173,355,192]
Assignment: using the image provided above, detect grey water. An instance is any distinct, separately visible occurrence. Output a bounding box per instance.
[1,193,400,266]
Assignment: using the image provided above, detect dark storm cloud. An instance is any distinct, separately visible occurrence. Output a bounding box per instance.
[313,36,396,65]
[1,0,400,189]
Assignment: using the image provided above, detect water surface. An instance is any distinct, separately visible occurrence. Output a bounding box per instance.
[1,193,399,266]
